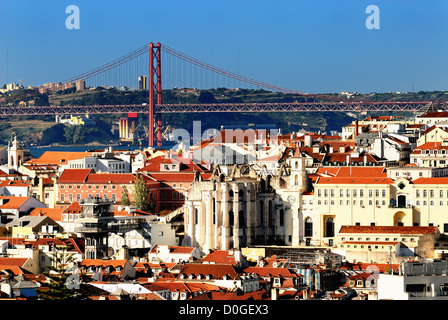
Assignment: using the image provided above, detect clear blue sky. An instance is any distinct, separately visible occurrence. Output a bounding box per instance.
[0,0,447,93]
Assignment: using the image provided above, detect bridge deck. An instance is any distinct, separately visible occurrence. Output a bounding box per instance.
[0,101,438,115]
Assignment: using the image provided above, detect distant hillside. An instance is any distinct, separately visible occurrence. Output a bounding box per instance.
[0,87,446,146]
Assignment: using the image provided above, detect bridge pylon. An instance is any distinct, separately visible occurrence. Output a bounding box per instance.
[149,42,162,147]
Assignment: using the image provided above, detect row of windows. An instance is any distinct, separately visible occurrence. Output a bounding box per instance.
[60,184,117,190]
[341,236,415,242]
[61,193,117,202]
[317,188,448,199]
[318,199,387,206]
[159,190,184,200]
[70,163,127,169]
[416,189,448,198]
[416,200,448,206]
[340,244,395,250]
[63,213,80,221]
[317,189,387,198]
[420,149,448,155]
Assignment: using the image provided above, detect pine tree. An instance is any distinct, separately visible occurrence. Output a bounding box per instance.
[121,185,131,206]
[133,174,150,212]
[38,246,84,300]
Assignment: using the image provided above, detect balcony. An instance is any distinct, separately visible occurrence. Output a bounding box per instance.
[75,223,108,234]
[408,291,431,298]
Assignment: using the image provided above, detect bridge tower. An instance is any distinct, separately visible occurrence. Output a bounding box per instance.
[148,42,162,147]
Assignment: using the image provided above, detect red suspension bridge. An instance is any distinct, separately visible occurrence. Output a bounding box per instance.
[1,42,444,146]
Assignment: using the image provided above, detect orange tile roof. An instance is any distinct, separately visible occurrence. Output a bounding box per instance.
[0,180,31,188]
[316,177,393,185]
[139,155,209,173]
[418,112,448,118]
[179,263,238,279]
[243,267,299,278]
[412,177,448,184]
[26,238,67,248]
[339,225,437,234]
[0,197,31,209]
[63,201,82,213]
[203,250,242,266]
[413,142,448,153]
[32,151,93,165]
[356,263,400,273]
[28,208,63,221]
[317,166,387,178]
[325,153,378,164]
[192,289,270,301]
[80,259,129,268]
[0,257,28,268]
[63,237,85,254]
[146,172,212,183]
[57,169,92,184]
[85,173,135,184]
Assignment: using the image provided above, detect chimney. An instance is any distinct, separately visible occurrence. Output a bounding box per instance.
[271,288,279,300]
[354,121,359,139]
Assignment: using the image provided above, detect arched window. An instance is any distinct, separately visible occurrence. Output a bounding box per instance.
[259,200,264,225]
[397,195,406,207]
[326,217,335,237]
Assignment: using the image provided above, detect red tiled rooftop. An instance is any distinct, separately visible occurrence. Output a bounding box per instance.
[339,225,437,234]
[418,112,448,118]
[28,208,63,221]
[0,197,31,209]
[316,166,386,178]
[203,250,242,266]
[57,169,92,184]
[63,201,83,213]
[316,177,393,185]
[413,142,448,153]
[85,173,135,184]
[412,177,448,184]
[32,151,93,165]
[80,259,128,268]
[179,263,238,279]
[243,267,299,278]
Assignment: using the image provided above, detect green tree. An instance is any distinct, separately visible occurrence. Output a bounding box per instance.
[121,185,131,206]
[38,246,84,300]
[72,125,85,144]
[63,124,86,145]
[133,174,150,212]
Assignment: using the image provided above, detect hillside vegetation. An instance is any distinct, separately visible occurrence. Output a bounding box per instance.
[0,87,445,146]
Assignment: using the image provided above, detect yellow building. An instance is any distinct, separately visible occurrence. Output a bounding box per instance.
[334,225,441,264]
[311,167,448,248]
[416,126,448,146]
